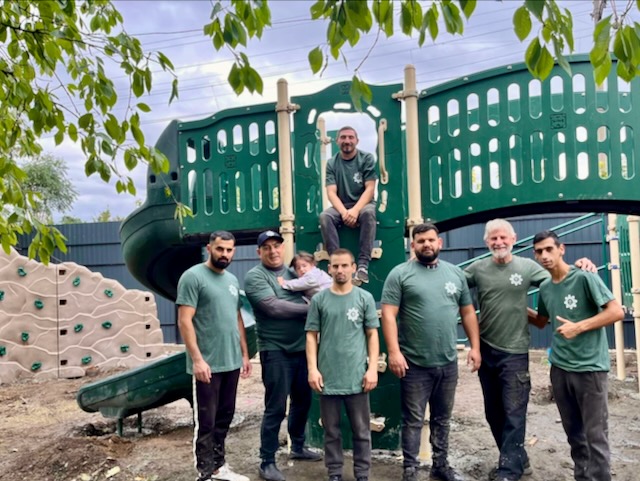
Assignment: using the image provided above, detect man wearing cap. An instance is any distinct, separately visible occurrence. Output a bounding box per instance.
[245,230,322,481]
[319,126,377,284]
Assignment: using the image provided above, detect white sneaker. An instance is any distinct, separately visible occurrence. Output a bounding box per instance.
[210,463,250,481]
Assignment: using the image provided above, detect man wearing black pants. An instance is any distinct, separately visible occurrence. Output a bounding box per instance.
[177,231,252,481]
[245,230,322,481]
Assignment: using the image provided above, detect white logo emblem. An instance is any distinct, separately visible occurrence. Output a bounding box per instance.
[444,282,457,295]
[563,294,578,310]
[509,273,523,286]
[229,285,238,297]
[353,172,363,184]
[347,307,360,324]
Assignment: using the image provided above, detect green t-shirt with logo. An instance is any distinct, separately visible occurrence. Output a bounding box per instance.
[325,150,378,205]
[381,260,472,367]
[244,264,308,353]
[176,264,242,375]
[537,267,614,372]
[305,287,379,395]
[465,256,548,353]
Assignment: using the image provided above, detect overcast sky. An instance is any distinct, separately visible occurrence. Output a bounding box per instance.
[43,0,603,222]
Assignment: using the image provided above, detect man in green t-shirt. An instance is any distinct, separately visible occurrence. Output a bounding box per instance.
[532,230,623,481]
[464,219,595,481]
[381,223,481,481]
[244,230,322,481]
[176,230,252,481]
[306,248,380,481]
[320,126,378,284]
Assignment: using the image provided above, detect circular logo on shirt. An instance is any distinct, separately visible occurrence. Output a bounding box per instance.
[444,282,458,296]
[353,172,363,184]
[347,307,361,325]
[229,285,238,298]
[563,294,578,310]
[509,273,523,286]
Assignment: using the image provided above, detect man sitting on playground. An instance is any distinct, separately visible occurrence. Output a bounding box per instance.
[320,126,377,284]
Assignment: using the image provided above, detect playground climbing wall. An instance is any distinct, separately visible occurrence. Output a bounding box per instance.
[0,247,165,384]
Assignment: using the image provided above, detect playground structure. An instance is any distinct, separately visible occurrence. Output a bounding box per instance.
[0,247,165,384]
[119,55,640,449]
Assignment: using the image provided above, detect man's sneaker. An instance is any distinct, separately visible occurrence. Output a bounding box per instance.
[210,464,249,481]
[354,266,369,284]
[488,461,533,481]
[289,447,322,461]
[402,467,418,481]
[430,465,464,481]
[355,477,369,481]
[328,476,342,481]
[259,462,286,481]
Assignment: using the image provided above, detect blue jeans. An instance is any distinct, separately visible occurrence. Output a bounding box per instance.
[400,360,458,469]
[259,350,312,463]
[319,203,376,268]
[551,366,610,481]
[478,341,530,481]
[320,393,371,479]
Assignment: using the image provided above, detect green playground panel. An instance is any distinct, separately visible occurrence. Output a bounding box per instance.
[177,103,281,234]
[419,55,640,225]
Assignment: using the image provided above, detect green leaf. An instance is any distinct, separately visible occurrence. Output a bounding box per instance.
[593,52,612,85]
[536,45,555,79]
[460,0,476,19]
[169,78,179,104]
[131,123,145,146]
[68,123,78,142]
[513,6,532,42]
[228,63,243,94]
[349,76,372,112]
[524,0,544,21]
[310,1,325,19]
[400,3,412,35]
[525,37,542,75]
[136,102,151,113]
[308,46,323,74]
[591,16,612,66]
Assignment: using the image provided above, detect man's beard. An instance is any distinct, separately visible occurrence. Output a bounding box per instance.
[490,245,512,260]
[211,257,231,269]
[415,249,439,264]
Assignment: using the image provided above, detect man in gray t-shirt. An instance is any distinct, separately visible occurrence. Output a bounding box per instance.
[319,126,378,284]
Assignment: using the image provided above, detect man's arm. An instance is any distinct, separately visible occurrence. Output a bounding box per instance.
[556,299,624,339]
[528,307,548,329]
[306,330,323,393]
[281,275,319,292]
[177,305,211,384]
[237,311,252,378]
[256,296,309,320]
[459,304,481,372]
[363,327,379,392]
[381,303,409,378]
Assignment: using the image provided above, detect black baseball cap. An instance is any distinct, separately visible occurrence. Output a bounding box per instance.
[257,230,284,247]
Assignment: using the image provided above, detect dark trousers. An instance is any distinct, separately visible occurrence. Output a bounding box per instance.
[551,366,610,481]
[478,341,530,480]
[259,350,312,463]
[319,203,376,268]
[400,360,458,469]
[193,369,240,475]
[320,392,371,479]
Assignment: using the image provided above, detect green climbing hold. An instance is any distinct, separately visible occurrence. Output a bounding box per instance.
[72,276,81,287]
[120,345,129,353]
[0,290,4,301]
[0,346,6,356]
[21,332,29,342]
[81,356,92,365]
[31,362,42,371]
[74,324,83,333]
[102,321,112,329]
[34,299,44,309]
[104,289,113,298]
[17,267,27,277]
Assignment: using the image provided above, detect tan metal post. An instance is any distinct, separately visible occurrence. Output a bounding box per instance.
[607,214,626,380]
[276,78,299,265]
[401,64,423,238]
[626,215,640,393]
[317,116,331,211]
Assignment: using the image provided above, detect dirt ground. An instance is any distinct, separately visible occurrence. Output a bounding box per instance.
[1,349,640,481]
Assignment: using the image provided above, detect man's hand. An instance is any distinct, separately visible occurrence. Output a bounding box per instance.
[193,359,212,384]
[574,257,597,273]
[276,276,285,287]
[556,316,583,339]
[467,348,481,372]
[341,208,360,228]
[362,368,378,392]
[308,368,324,393]
[241,356,252,378]
[388,351,409,378]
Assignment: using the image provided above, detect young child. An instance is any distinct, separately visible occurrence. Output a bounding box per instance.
[278,251,332,301]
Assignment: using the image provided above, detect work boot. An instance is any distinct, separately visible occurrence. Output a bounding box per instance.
[289,447,322,461]
[402,467,418,481]
[488,460,533,481]
[430,465,464,481]
[259,462,285,481]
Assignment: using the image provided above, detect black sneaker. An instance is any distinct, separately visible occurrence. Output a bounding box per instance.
[488,461,533,481]
[289,447,322,461]
[328,476,342,481]
[402,467,418,481]
[430,465,464,481]
[259,462,285,481]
